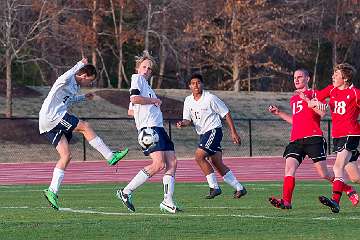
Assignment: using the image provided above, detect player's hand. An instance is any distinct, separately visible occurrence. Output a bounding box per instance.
[81,58,88,64]
[295,90,310,102]
[231,132,241,145]
[308,98,327,111]
[268,105,280,115]
[153,98,162,107]
[176,121,184,128]
[85,92,95,100]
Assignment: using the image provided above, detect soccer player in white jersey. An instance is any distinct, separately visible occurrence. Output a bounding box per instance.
[39,58,128,210]
[116,51,180,213]
[176,73,247,199]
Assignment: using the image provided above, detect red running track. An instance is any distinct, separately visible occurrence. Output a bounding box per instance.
[0,156,339,185]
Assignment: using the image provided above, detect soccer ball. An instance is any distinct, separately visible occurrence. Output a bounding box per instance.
[138,128,159,149]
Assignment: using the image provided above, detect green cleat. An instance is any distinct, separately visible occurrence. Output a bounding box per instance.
[107,148,129,166]
[43,188,59,210]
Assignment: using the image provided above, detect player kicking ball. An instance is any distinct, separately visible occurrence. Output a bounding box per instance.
[177,73,247,199]
[39,58,128,210]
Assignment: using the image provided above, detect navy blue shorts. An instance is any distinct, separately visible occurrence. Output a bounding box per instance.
[333,136,360,162]
[283,136,327,164]
[198,128,223,156]
[140,127,175,156]
[42,113,79,147]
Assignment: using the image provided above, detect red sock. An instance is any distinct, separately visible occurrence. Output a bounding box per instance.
[283,176,295,204]
[332,180,344,204]
[342,183,354,195]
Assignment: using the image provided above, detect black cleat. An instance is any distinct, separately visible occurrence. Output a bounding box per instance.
[205,187,222,199]
[234,187,247,199]
[319,196,340,213]
[268,197,292,210]
[116,189,135,212]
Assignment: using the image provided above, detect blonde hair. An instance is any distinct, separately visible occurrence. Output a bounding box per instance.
[334,63,357,83]
[135,51,157,71]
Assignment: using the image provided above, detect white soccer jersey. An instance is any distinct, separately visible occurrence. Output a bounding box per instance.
[39,61,85,133]
[183,91,229,135]
[129,74,163,130]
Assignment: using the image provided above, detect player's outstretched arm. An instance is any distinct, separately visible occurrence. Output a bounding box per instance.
[224,112,241,145]
[268,105,292,124]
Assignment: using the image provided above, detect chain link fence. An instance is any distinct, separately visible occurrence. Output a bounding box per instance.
[0,117,332,163]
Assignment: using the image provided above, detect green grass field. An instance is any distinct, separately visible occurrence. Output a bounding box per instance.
[1,182,359,240]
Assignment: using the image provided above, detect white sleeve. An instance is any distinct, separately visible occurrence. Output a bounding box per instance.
[183,97,192,121]
[56,61,85,84]
[210,95,229,118]
[129,74,143,98]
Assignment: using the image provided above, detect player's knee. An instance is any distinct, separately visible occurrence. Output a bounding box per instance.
[195,156,206,164]
[151,162,165,173]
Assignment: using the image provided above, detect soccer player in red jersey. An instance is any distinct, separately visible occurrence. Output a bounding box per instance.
[268,69,356,210]
[312,63,360,213]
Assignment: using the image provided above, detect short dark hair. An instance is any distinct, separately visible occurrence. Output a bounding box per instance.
[189,73,203,84]
[77,64,97,79]
[295,69,310,78]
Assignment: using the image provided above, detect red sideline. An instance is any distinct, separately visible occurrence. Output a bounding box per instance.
[0,156,337,185]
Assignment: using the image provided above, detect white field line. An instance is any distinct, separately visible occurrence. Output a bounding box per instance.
[1,206,360,221]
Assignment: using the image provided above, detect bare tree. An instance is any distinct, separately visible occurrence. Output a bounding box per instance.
[0,0,62,117]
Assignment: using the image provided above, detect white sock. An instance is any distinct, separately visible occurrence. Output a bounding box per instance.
[49,168,64,194]
[89,136,113,160]
[205,173,219,189]
[163,175,175,204]
[123,169,150,194]
[223,170,243,191]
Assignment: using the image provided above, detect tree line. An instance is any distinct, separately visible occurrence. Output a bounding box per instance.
[1,0,360,117]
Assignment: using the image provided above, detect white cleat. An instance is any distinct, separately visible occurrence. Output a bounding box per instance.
[159,201,181,214]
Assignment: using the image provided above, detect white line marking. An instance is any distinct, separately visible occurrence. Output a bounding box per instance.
[3,206,360,221]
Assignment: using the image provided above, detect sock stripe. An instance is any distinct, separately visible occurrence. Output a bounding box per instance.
[142,169,151,177]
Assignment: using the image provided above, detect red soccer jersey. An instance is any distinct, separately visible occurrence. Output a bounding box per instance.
[289,89,323,142]
[317,84,360,138]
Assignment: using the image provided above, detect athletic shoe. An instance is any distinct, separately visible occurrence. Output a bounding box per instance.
[234,187,247,199]
[160,201,182,214]
[107,148,129,166]
[319,195,340,213]
[346,190,359,207]
[43,188,59,210]
[116,189,135,212]
[205,187,222,199]
[268,197,292,210]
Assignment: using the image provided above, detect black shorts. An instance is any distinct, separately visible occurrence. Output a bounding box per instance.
[198,128,223,156]
[333,136,360,162]
[283,136,326,164]
[42,113,79,147]
[140,127,175,156]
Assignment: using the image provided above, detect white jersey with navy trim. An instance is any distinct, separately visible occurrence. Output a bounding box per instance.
[129,74,163,130]
[39,61,85,134]
[183,91,229,135]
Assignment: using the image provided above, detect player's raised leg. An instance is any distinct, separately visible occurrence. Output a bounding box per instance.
[74,120,128,165]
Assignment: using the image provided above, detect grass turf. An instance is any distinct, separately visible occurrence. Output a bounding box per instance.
[0,182,359,240]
